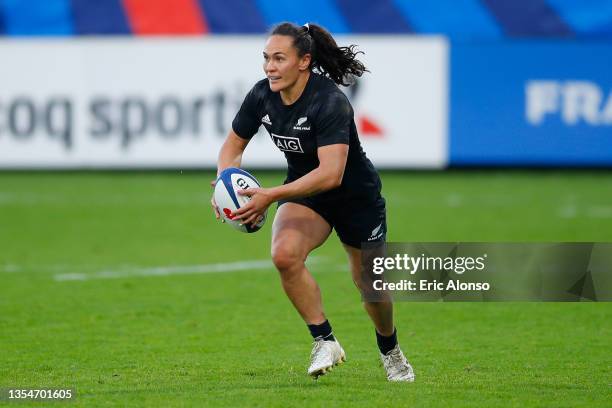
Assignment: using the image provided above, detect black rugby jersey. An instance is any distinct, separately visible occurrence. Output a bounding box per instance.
[232,73,381,202]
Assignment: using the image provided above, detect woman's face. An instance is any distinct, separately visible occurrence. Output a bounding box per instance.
[263,35,310,93]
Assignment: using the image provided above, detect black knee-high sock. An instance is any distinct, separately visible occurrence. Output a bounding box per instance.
[376,328,398,355]
[308,320,335,341]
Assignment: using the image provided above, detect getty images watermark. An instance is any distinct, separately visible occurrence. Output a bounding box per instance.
[372,252,489,292]
[360,243,612,302]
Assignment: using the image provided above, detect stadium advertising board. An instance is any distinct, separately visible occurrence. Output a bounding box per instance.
[450,42,612,166]
[0,37,447,169]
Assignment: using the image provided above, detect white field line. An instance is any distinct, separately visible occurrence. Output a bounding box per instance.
[557,205,577,219]
[0,263,21,273]
[587,206,612,218]
[53,257,330,282]
[557,205,612,219]
[54,260,274,281]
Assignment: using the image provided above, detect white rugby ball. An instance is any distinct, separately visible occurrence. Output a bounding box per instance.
[214,167,266,233]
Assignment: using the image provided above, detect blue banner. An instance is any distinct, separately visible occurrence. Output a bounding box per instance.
[450,42,612,166]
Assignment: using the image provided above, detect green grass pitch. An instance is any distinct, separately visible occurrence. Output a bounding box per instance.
[1,170,611,407]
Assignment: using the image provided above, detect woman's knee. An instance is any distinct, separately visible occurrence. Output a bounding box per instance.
[352,275,370,293]
[350,263,377,295]
[271,243,303,272]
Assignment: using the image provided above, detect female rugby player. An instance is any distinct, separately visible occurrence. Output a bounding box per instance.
[212,22,414,382]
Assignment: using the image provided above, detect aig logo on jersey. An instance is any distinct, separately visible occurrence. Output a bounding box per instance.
[271,133,304,153]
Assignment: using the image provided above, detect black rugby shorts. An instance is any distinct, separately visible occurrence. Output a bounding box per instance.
[277,195,386,249]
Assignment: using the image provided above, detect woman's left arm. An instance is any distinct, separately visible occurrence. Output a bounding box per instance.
[232,144,349,225]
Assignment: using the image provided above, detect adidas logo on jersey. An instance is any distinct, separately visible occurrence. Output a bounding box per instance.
[261,114,272,125]
[293,116,310,130]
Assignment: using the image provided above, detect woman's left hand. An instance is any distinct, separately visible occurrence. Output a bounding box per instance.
[233,188,275,226]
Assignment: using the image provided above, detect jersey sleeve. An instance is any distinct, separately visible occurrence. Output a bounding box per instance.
[232,82,264,140]
[313,91,352,147]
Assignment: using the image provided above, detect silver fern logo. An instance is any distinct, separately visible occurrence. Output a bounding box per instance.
[368,223,384,241]
[293,117,310,130]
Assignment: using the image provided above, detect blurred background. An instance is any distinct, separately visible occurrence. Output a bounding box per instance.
[1,2,611,405]
[0,0,611,168]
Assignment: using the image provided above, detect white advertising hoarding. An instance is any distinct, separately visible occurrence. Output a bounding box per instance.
[0,37,447,169]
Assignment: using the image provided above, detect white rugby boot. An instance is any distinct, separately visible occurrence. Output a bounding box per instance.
[307,338,346,378]
[381,344,415,382]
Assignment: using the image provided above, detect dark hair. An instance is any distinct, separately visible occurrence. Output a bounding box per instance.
[270,22,368,86]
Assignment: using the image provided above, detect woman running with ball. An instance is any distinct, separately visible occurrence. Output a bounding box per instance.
[212,22,414,382]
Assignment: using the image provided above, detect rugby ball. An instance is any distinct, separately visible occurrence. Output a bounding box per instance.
[214,167,266,233]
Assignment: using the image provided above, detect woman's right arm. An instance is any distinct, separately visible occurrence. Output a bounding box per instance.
[211,130,250,219]
[217,130,250,174]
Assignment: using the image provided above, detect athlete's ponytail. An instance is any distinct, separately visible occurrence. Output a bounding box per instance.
[270,22,368,86]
